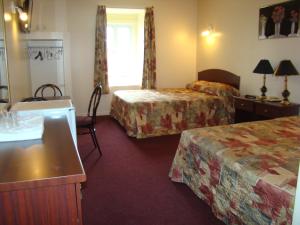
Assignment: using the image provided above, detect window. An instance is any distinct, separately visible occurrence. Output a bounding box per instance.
[107,9,145,87]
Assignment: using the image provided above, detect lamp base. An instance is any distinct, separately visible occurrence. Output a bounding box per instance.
[259,85,268,101]
[281,89,290,105]
[281,99,290,105]
[260,76,267,101]
[258,95,267,101]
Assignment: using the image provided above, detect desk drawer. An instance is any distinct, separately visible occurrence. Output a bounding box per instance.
[234,99,254,112]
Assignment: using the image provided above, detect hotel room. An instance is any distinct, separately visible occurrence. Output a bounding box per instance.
[0,0,299,225]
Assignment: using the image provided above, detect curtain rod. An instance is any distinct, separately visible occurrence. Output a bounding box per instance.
[106,7,145,9]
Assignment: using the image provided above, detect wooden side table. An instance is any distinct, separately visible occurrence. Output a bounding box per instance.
[234,96,300,123]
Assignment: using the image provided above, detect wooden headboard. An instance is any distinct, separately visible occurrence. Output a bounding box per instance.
[198,69,240,90]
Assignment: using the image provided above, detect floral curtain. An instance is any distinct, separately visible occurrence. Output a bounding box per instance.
[94,5,109,94]
[142,7,156,89]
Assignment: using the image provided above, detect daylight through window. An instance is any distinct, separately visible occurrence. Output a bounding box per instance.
[107,8,145,87]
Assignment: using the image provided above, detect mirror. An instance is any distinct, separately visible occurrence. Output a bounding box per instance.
[0,0,9,105]
[3,0,32,103]
[2,0,69,103]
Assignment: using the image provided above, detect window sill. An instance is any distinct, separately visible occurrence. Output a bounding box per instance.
[109,85,141,92]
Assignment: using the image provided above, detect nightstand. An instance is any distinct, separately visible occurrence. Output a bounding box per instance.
[234,96,300,123]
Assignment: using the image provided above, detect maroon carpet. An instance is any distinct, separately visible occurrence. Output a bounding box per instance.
[78,116,224,225]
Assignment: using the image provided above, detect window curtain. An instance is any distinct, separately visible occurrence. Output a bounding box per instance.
[142,7,156,89]
[94,5,109,94]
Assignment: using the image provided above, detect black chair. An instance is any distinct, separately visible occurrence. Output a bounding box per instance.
[0,85,8,91]
[21,97,47,102]
[34,84,62,98]
[76,84,102,156]
[0,99,8,103]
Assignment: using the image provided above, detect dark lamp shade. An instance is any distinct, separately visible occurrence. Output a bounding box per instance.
[253,59,274,74]
[274,60,299,76]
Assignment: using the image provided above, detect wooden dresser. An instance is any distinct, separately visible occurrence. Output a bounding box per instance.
[0,116,86,225]
[234,96,300,123]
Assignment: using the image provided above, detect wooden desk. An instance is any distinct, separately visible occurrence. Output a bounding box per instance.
[0,116,86,225]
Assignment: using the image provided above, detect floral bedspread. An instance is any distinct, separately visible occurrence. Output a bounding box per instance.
[169,116,300,225]
[110,88,235,138]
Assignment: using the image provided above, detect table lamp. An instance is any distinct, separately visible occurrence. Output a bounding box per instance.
[274,60,299,105]
[253,59,274,100]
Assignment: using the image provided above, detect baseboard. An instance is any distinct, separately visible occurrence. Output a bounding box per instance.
[76,111,110,117]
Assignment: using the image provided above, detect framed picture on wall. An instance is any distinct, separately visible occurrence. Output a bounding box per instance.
[259,0,300,39]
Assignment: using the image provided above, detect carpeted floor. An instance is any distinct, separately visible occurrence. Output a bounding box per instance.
[77,116,224,225]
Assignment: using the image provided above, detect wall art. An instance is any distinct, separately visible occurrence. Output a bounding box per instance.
[259,0,300,39]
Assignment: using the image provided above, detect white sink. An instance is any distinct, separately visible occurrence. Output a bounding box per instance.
[0,114,44,142]
[11,99,73,111]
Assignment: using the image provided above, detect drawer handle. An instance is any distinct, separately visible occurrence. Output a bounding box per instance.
[264,109,268,113]
[240,103,244,106]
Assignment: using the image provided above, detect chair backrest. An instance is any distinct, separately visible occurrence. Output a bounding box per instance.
[21,97,47,102]
[34,84,63,98]
[88,84,102,124]
[0,85,8,102]
[0,85,8,90]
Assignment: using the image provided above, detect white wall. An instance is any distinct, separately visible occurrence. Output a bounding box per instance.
[197,0,300,103]
[22,0,72,100]
[65,0,198,115]
[31,0,67,32]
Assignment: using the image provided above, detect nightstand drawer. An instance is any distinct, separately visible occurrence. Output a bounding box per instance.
[234,96,300,123]
[255,103,299,118]
[234,98,254,112]
[255,104,278,118]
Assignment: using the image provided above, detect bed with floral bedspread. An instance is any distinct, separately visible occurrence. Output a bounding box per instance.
[169,116,300,225]
[110,81,239,138]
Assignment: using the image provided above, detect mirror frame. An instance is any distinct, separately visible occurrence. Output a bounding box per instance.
[0,0,10,104]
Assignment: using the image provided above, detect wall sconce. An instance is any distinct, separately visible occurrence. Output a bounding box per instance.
[17,8,28,22]
[11,2,28,22]
[201,25,221,46]
[4,12,12,22]
[6,1,32,33]
[201,25,215,37]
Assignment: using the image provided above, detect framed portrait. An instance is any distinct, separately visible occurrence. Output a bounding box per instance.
[259,0,300,39]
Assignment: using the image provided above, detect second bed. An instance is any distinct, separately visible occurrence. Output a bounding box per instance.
[110,69,240,138]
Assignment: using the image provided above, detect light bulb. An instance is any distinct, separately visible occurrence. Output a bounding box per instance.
[19,12,28,21]
[201,30,210,37]
[25,23,28,28]
[4,13,12,21]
